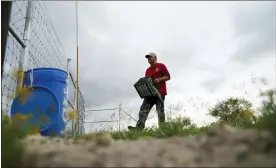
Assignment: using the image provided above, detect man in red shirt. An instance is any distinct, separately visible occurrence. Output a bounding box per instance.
[128,52,171,131]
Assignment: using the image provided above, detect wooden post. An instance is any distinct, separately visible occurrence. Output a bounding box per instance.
[75,1,80,135]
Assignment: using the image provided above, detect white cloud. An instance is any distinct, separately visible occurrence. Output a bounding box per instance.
[45,1,275,132]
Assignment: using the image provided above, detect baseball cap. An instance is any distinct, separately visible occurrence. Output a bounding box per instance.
[145,52,157,58]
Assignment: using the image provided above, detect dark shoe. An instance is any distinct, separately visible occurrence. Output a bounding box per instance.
[128,126,144,132]
[127,126,137,131]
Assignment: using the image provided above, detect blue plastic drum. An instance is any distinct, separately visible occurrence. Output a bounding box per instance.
[24,68,68,136]
[10,86,60,134]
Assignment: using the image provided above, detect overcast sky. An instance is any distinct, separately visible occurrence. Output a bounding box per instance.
[44,1,275,132]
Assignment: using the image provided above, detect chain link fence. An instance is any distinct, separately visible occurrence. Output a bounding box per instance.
[1,1,85,136]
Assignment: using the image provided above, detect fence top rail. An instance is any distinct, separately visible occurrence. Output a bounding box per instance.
[84,105,137,113]
[84,108,119,112]
[8,26,26,48]
[84,120,119,123]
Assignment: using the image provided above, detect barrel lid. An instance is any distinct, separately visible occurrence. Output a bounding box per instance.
[25,67,68,75]
[10,86,60,133]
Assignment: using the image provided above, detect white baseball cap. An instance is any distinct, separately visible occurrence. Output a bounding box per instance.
[145,52,157,58]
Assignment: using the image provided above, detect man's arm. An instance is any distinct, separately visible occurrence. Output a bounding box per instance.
[155,64,170,83]
[145,68,149,77]
[158,75,169,82]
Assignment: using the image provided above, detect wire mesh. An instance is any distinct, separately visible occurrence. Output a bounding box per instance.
[67,75,76,106]
[26,1,67,71]
[1,1,85,136]
[1,32,24,117]
[63,72,86,135]
[63,103,75,135]
[83,104,175,133]
[83,106,139,133]
[79,92,85,133]
[1,1,28,117]
[9,1,28,42]
[85,108,119,132]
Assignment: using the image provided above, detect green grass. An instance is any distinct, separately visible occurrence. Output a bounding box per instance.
[250,89,276,138]
[75,117,210,141]
[2,115,27,168]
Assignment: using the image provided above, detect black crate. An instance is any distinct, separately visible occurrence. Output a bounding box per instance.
[134,77,159,98]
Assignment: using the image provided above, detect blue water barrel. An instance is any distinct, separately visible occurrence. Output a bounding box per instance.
[11,86,60,134]
[24,68,68,136]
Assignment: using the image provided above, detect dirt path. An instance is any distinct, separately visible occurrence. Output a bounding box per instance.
[21,125,276,167]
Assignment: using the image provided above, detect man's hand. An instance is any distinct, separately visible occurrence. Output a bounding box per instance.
[154,76,169,83]
[154,78,161,84]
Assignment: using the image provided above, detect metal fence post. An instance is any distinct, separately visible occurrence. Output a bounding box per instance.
[1,1,12,76]
[1,1,12,118]
[15,1,33,95]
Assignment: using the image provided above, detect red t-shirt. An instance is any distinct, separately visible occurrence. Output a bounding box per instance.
[145,63,171,95]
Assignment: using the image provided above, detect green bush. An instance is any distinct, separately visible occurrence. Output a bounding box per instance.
[253,89,276,138]
[208,97,256,127]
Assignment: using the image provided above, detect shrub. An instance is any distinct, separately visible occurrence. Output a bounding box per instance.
[254,89,276,138]
[208,97,257,127]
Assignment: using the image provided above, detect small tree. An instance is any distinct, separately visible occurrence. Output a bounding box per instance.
[208,97,256,127]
